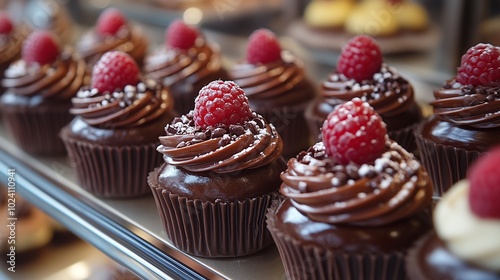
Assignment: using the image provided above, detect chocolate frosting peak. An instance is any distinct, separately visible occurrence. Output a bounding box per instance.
[143,38,223,86]
[157,112,283,173]
[230,50,312,104]
[1,48,86,100]
[70,79,173,128]
[280,140,432,226]
[432,79,500,128]
[77,25,147,67]
[321,64,415,118]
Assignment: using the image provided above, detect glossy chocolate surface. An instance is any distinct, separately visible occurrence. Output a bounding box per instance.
[274,199,431,254]
[420,117,500,153]
[156,159,285,202]
[408,232,500,280]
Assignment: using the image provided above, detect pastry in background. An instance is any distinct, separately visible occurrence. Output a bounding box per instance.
[0,186,53,259]
[60,51,175,198]
[268,99,433,280]
[345,0,400,37]
[149,80,286,257]
[406,146,500,280]
[77,8,148,75]
[0,30,86,155]
[23,0,74,44]
[229,29,317,158]
[415,42,500,196]
[0,12,29,93]
[304,0,355,30]
[143,19,228,115]
[306,35,422,153]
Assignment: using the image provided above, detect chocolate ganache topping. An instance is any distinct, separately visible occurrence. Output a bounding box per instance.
[321,64,414,118]
[0,27,26,73]
[144,38,223,86]
[1,48,85,99]
[432,79,500,128]
[157,112,283,173]
[77,26,147,67]
[70,78,172,128]
[280,140,432,226]
[230,50,312,105]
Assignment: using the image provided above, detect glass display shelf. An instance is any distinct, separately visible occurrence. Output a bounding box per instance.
[0,126,285,280]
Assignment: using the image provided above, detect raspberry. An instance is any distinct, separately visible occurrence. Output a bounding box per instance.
[193,80,253,128]
[96,8,127,36]
[321,98,387,165]
[91,51,139,93]
[0,12,13,35]
[246,28,281,64]
[456,43,500,86]
[21,30,60,66]
[468,146,500,219]
[166,19,198,50]
[337,35,383,82]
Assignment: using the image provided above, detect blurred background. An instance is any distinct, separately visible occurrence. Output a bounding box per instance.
[0,0,499,279]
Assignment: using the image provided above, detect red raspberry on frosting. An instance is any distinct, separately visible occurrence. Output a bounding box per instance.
[193,80,253,128]
[96,8,127,36]
[246,28,281,64]
[456,43,500,86]
[91,51,139,93]
[0,12,13,35]
[468,146,500,219]
[21,30,60,66]
[321,98,387,165]
[337,35,383,82]
[166,19,198,50]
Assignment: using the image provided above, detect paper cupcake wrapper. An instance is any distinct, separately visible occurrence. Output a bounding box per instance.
[255,102,313,159]
[1,104,72,155]
[266,208,407,280]
[148,168,278,258]
[305,102,418,154]
[414,127,481,197]
[61,136,161,198]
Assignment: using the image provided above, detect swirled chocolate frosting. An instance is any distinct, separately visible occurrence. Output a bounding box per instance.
[280,140,432,226]
[77,26,148,68]
[229,50,314,106]
[143,38,223,86]
[70,78,172,128]
[0,26,27,75]
[321,64,415,118]
[431,79,500,129]
[1,48,86,100]
[157,112,283,173]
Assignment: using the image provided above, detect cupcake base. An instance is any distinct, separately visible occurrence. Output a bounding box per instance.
[0,93,72,155]
[414,118,484,196]
[267,199,432,280]
[148,167,279,258]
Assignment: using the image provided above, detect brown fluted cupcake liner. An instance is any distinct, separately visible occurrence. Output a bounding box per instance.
[148,168,278,258]
[61,136,161,198]
[305,101,418,155]
[0,104,72,155]
[266,208,407,280]
[255,102,312,159]
[414,125,481,197]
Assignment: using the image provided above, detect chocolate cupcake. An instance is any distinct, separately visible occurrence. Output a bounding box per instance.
[415,43,500,196]
[60,51,175,198]
[143,20,228,115]
[77,8,148,76]
[0,30,86,155]
[148,80,286,257]
[0,13,30,93]
[406,147,500,280]
[267,99,433,280]
[305,35,422,153]
[229,29,317,158]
